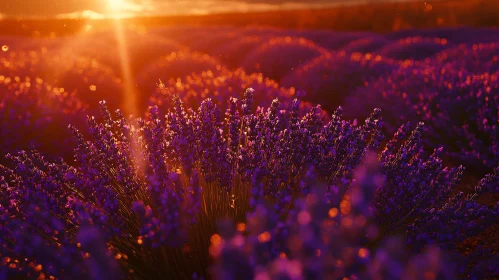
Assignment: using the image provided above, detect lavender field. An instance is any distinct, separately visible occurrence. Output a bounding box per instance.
[0,24,498,279]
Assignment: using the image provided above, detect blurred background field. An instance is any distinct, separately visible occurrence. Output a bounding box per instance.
[1,0,499,172]
[0,0,498,278]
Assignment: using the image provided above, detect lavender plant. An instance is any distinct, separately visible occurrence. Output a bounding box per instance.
[342,36,392,54]
[242,37,329,81]
[386,27,499,45]
[34,54,124,111]
[378,37,452,61]
[295,30,378,50]
[211,36,269,68]
[164,26,240,49]
[1,49,124,112]
[435,42,499,73]
[136,51,224,104]
[281,52,395,111]
[187,32,240,55]
[0,92,496,279]
[211,155,457,280]
[146,68,319,115]
[344,63,499,173]
[0,76,86,163]
[83,30,186,75]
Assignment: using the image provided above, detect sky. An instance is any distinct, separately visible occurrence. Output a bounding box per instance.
[0,0,388,19]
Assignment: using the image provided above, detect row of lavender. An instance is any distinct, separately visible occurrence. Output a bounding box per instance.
[1,93,497,279]
[1,26,498,173]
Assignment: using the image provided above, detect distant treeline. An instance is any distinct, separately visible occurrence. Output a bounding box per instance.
[0,0,497,37]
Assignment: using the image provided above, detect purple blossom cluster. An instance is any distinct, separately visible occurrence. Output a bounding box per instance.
[0,93,497,279]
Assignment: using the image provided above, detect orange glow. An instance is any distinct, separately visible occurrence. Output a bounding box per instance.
[107,0,129,17]
[236,222,246,232]
[210,234,222,245]
[1,45,8,52]
[258,231,271,243]
[328,207,339,218]
[358,248,369,258]
[340,200,351,215]
[108,0,127,10]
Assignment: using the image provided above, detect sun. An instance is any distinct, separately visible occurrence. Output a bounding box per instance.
[107,0,128,13]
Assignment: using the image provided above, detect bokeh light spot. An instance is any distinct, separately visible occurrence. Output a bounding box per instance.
[258,231,271,243]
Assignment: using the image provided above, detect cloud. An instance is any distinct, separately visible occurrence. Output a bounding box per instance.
[51,0,340,18]
[55,10,106,19]
[2,0,374,19]
[146,0,343,16]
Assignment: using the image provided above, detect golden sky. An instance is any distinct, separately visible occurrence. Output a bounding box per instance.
[0,0,372,19]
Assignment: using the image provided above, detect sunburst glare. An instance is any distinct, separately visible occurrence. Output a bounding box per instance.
[107,0,134,18]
